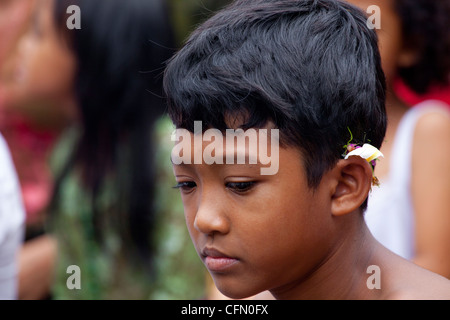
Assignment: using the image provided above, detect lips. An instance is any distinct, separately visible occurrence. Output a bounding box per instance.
[201,247,239,272]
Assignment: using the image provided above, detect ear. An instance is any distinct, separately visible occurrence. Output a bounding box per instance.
[329,157,373,217]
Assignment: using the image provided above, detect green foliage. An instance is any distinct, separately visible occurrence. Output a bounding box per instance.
[150,116,206,299]
[167,0,232,45]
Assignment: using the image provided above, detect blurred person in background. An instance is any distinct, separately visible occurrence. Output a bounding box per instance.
[1,1,53,232]
[0,133,25,300]
[1,0,70,300]
[0,0,34,300]
[346,0,450,279]
[3,0,178,299]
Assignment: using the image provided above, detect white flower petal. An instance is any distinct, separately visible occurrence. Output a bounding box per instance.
[344,143,384,162]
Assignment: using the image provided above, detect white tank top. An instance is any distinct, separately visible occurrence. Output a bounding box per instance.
[364,100,450,260]
[0,133,25,299]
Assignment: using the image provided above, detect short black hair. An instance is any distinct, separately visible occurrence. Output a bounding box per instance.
[164,0,387,192]
[394,0,450,94]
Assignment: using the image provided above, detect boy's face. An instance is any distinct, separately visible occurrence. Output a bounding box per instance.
[172,130,336,299]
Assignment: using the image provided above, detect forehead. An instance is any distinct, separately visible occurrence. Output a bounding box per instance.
[171,123,309,178]
[172,125,277,158]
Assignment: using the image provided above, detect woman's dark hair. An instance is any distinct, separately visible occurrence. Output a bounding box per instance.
[51,0,175,269]
[164,0,387,203]
[394,0,450,93]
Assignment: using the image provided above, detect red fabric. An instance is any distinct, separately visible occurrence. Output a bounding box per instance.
[0,92,56,225]
[394,78,450,107]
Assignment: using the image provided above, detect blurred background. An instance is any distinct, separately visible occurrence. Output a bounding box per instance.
[0,0,450,299]
[0,0,232,300]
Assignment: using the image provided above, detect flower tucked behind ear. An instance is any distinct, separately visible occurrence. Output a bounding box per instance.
[344,143,384,187]
[344,143,384,162]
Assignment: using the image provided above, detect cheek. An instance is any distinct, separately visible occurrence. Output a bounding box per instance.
[182,197,201,246]
[264,199,328,250]
[377,30,402,86]
[46,50,75,96]
[234,189,333,289]
[19,40,75,101]
[344,0,403,88]
[375,5,404,87]
[184,208,196,236]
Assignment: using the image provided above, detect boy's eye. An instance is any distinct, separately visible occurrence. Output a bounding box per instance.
[226,181,256,193]
[173,181,197,193]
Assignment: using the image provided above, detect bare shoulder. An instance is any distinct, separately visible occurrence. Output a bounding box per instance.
[385,262,450,300]
[375,245,450,300]
[414,103,450,142]
[412,104,450,173]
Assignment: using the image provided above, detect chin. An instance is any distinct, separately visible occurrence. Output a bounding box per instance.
[214,280,264,300]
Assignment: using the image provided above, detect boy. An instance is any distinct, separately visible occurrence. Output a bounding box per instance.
[164,0,450,299]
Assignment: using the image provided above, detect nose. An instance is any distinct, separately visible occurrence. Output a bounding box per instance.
[194,191,230,236]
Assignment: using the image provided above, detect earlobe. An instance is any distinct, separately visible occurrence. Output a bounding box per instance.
[330,158,373,217]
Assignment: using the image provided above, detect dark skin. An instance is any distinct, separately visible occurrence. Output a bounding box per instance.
[173,129,450,299]
[347,0,450,280]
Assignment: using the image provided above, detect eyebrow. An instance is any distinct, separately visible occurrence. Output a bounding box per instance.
[171,151,259,166]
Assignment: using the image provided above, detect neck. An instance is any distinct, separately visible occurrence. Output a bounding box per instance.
[270,213,384,300]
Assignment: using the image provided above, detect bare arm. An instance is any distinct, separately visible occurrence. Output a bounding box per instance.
[411,109,450,279]
[18,234,57,300]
